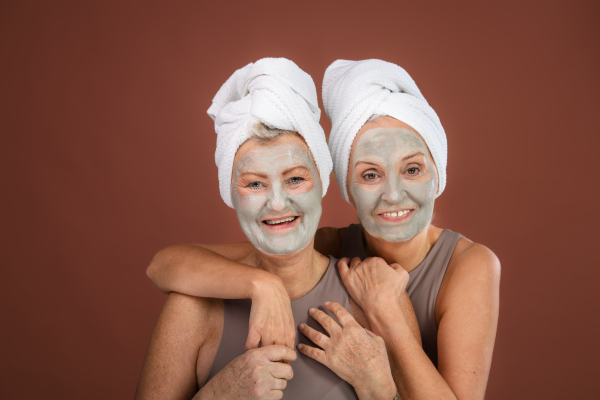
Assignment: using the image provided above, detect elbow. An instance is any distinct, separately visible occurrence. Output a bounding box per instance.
[146,249,170,294]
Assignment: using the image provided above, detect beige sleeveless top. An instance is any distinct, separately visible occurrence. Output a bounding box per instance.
[204,256,359,399]
[339,224,462,368]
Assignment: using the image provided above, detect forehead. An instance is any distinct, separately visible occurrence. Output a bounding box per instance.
[353,127,428,162]
[233,134,314,174]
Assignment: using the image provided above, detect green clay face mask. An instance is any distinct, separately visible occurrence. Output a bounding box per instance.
[231,140,322,255]
[349,127,437,242]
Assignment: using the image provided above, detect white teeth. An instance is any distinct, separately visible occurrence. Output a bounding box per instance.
[382,210,410,217]
[265,217,296,225]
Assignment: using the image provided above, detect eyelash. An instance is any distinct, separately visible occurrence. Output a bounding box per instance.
[363,173,379,180]
[288,177,305,186]
[406,167,420,174]
[247,181,265,190]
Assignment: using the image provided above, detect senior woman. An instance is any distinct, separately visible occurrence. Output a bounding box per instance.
[135,58,405,400]
[146,59,500,400]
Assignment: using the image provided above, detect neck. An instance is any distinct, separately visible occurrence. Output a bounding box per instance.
[243,239,329,300]
[364,225,436,272]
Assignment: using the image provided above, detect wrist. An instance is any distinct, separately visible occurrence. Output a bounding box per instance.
[355,380,397,400]
[365,301,410,338]
[249,269,284,300]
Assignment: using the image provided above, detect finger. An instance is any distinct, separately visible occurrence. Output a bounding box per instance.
[272,377,288,390]
[245,328,261,351]
[298,323,329,349]
[268,389,284,400]
[269,361,294,380]
[297,343,326,365]
[364,328,377,338]
[349,257,362,270]
[261,344,298,363]
[337,258,350,280]
[324,301,356,327]
[308,307,340,335]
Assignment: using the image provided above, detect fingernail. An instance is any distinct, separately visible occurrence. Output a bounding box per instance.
[309,308,315,314]
[299,323,305,329]
[324,301,330,306]
[297,344,304,350]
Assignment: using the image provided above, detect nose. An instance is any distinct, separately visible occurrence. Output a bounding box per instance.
[381,173,403,204]
[266,182,288,213]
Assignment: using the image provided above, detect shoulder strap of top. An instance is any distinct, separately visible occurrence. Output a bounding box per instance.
[339,223,368,259]
[407,229,462,367]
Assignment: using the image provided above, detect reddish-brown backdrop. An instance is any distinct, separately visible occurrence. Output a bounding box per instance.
[1,0,599,398]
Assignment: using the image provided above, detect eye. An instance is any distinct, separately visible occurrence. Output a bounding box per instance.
[248,181,264,189]
[288,176,305,185]
[363,173,378,180]
[405,166,422,175]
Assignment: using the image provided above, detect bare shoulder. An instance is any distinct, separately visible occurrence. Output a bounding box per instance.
[314,226,346,258]
[436,235,501,321]
[450,236,501,280]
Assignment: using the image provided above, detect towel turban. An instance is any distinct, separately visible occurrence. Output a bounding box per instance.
[207,58,333,208]
[323,59,447,204]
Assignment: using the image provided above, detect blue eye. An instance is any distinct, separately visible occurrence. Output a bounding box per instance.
[249,182,262,188]
[289,177,304,185]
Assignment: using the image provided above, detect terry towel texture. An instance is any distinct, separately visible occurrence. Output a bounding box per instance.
[207,58,333,208]
[322,59,447,203]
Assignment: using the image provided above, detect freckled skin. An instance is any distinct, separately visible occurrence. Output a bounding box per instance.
[350,127,437,242]
[231,140,322,255]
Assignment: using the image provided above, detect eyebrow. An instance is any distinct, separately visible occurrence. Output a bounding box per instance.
[355,161,380,167]
[281,164,310,175]
[239,171,269,179]
[401,151,424,162]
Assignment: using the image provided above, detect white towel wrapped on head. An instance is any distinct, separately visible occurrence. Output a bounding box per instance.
[207,58,333,208]
[323,59,447,204]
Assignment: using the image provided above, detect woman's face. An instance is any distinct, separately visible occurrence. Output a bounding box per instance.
[348,117,438,242]
[231,133,322,255]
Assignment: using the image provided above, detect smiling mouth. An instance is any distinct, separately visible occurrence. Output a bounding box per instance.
[261,215,300,230]
[377,209,414,222]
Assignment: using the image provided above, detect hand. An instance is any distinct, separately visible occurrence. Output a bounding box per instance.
[246,276,295,351]
[338,257,409,315]
[297,302,397,400]
[205,345,297,400]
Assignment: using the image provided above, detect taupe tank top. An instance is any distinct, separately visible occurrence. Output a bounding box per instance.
[205,256,358,399]
[339,224,462,368]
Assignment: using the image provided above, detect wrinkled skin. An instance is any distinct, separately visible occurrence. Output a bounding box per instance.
[297,302,397,399]
[206,345,297,400]
[231,136,322,255]
[349,127,437,242]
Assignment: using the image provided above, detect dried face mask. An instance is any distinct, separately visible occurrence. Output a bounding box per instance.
[349,127,437,242]
[231,137,322,255]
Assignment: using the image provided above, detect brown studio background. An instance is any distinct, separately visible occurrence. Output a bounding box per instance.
[1,0,599,398]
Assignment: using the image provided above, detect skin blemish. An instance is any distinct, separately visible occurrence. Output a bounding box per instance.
[231,136,322,255]
[349,127,437,242]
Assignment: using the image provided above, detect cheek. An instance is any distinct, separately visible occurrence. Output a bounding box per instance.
[404,178,436,203]
[235,194,266,218]
[351,185,382,212]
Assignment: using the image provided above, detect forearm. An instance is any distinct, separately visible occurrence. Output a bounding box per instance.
[367,305,457,400]
[147,244,275,299]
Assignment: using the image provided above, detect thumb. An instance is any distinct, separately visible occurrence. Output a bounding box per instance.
[245,328,261,351]
[337,258,350,280]
[389,263,404,272]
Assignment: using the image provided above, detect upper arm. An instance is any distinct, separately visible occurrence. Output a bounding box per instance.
[314,227,345,258]
[199,241,254,261]
[135,293,221,400]
[436,243,501,400]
